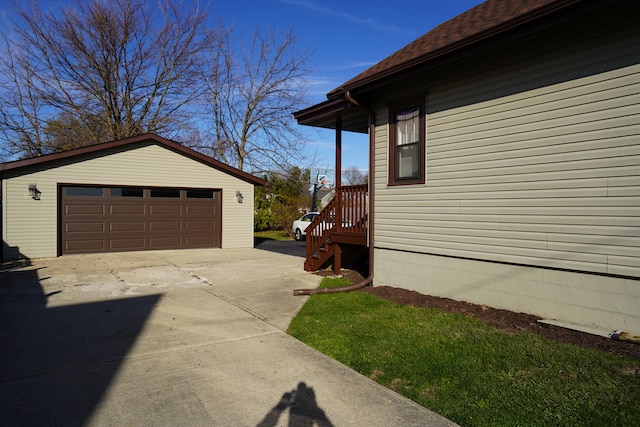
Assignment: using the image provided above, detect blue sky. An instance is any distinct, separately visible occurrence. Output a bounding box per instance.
[0,0,484,177]
[212,0,484,179]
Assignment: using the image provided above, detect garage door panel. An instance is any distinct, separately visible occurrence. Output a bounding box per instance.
[110,238,146,250]
[186,236,216,247]
[110,205,145,215]
[186,221,215,231]
[65,222,105,233]
[110,222,145,232]
[149,237,182,249]
[186,205,215,215]
[149,221,182,231]
[65,240,105,252]
[66,204,105,215]
[61,186,221,255]
[149,205,182,215]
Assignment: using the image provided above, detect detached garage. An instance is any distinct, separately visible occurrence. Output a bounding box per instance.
[1,134,264,261]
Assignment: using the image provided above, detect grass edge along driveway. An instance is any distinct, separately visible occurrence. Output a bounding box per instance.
[288,278,640,427]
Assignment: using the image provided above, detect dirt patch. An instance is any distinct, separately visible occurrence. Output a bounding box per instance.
[316,269,640,361]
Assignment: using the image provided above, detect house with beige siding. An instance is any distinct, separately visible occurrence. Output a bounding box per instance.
[0,134,264,261]
[294,0,640,336]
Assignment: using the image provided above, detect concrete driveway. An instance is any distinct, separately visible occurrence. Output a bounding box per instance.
[0,246,457,426]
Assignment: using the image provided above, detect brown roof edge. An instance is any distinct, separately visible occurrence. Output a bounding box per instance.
[293,96,370,133]
[0,133,265,186]
[293,97,349,124]
[327,0,583,99]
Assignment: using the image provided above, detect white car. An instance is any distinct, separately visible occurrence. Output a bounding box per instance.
[292,212,319,241]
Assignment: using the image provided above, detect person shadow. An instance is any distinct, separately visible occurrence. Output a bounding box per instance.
[257,382,334,427]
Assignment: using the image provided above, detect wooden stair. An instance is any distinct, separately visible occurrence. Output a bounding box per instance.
[304,184,368,274]
[304,241,335,271]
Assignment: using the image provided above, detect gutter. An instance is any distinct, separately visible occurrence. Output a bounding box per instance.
[0,173,3,264]
[294,91,375,295]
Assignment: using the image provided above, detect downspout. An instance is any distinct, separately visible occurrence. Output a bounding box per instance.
[0,173,3,264]
[294,90,375,295]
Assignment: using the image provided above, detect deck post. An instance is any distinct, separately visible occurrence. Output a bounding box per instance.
[335,114,342,188]
[334,115,343,273]
[332,242,341,275]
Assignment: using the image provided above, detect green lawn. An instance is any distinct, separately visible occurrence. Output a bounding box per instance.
[288,278,640,426]
[254,230,292,241]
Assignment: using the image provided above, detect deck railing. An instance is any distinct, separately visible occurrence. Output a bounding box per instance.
[305,184,368,262]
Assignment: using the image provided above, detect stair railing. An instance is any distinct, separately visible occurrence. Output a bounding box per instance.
[305,196,336,260]
[305,184,368,261]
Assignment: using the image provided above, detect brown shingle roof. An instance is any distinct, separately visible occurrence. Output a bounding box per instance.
[328,0,579,97]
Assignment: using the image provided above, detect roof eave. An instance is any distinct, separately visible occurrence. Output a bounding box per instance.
[0,133,265,186]
[293,97,369,133]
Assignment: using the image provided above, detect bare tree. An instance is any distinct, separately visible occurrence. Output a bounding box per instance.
[196,26,313,172]
[0,0,219,158]
[343,166,368,185]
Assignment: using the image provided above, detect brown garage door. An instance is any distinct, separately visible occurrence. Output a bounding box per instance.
[60,185,221,255]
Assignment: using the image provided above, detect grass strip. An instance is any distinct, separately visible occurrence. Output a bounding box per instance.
[288,278,640,426]
[254,230,292,241]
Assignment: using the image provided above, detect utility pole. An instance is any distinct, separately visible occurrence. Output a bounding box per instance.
[311,172,325,212]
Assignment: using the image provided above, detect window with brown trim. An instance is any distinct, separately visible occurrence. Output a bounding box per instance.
[388,97,425,185]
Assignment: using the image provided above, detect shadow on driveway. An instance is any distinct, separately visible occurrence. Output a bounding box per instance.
[0,263,159,425]
[254,238,306,258]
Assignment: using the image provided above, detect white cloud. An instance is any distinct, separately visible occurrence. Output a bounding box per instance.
[277,0,415,36]
[324,61,378,71]
[306,62,377,98]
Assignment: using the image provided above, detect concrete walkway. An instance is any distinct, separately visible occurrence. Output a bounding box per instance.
[0,247,458,426]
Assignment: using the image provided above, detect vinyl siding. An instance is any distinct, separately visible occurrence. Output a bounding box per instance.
[374,35,640,279]
[370,10,640,333]
[2,143,254,259]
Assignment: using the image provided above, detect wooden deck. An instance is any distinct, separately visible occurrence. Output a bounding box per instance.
[304,184,367,273]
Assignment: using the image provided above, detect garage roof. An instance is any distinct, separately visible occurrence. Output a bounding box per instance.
[0,134,265,186]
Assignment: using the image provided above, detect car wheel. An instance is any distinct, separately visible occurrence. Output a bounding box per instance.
[294,228,303,241]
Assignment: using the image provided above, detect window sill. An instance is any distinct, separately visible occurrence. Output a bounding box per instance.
[387,180,425,187]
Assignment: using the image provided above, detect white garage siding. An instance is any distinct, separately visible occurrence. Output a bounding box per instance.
[2,143,254,259]
[372,19,640,333]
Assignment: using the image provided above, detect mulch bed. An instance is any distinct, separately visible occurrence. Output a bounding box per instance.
[315,269,640,362]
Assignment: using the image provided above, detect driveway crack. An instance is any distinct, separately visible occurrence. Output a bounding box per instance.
[199,287,273,325]
[188,272,214,287]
